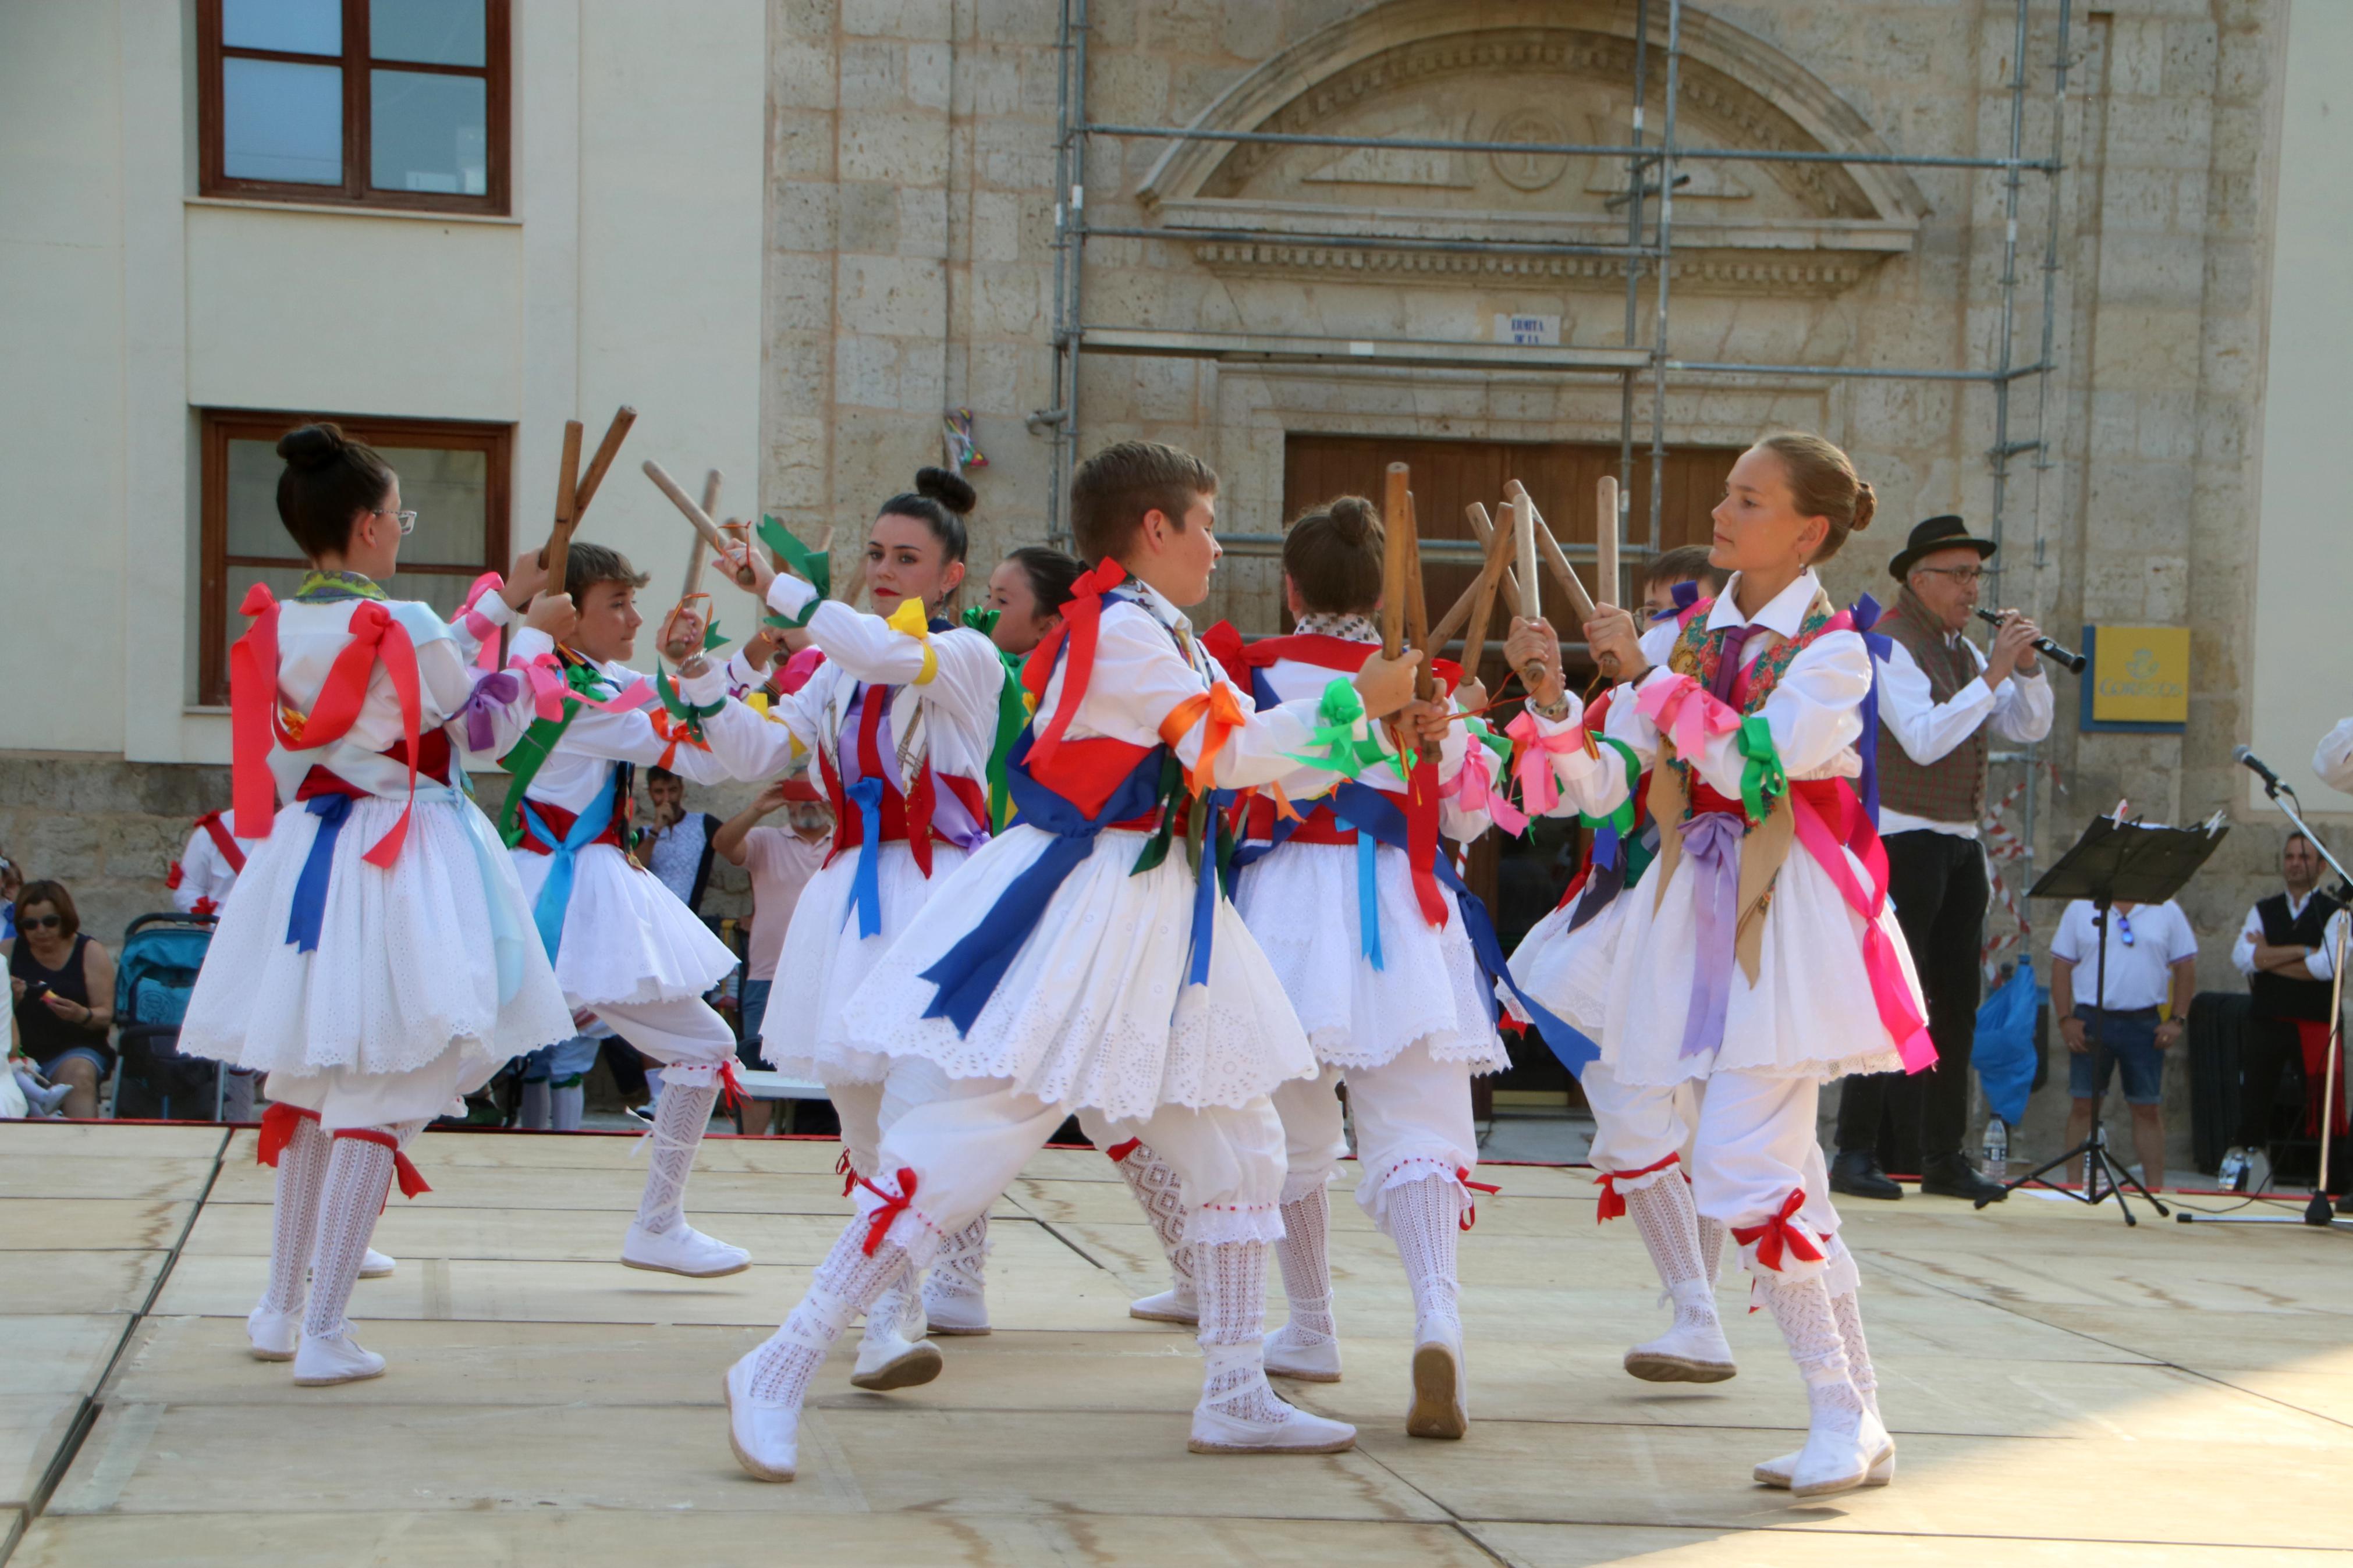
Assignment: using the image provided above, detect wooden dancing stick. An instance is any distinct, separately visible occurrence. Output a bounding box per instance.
[1426,519,1520,691]
[539,420,584,598]
[1463,502,1525,618]
[1398,486,1436,703]
[1379,462,1413,661]
[1508,480,1547,692]
[682,469,722,599]
[644,459,757,586]
[1595,474,1620,611]
[570,406,638,520]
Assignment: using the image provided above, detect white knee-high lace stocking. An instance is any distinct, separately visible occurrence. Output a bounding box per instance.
[1195,1240,1289,1423]
[1624,1175,1721,1330]
[1697,1211,1727,1283]
[636,1073,719,1235]
[1755,1270,1867,1418]
[925,1217,989,1310]
[304,1121,424,1340]
[1269,1185,1335,1350]
[1385,1174,1464,1337]
[746,1225,914,1405]
[1830,1283,1879,1420]
[1110,1141,1194,1296]
[259,1114,331,1317]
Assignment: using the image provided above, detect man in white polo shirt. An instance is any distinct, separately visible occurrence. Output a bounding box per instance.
[2049,897,2200,1190]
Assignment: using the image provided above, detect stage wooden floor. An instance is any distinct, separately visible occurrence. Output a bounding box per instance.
[3,1122,2349,1566]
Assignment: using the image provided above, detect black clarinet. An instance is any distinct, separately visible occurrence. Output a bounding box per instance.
[1974,608,2086,673]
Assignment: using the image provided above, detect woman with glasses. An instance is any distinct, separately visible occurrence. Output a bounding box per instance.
[1827,515,2054,1207]
[8,880,116,1119]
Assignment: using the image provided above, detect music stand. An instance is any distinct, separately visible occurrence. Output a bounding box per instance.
[1978,812,2228,1224]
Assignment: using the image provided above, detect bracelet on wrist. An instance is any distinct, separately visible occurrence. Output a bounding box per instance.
[1531,690,1574,722]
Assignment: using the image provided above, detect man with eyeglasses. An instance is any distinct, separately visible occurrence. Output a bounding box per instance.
[2050,895,2199,1191]
[1830,516,2054,1204]
[2221,832,2350,1196]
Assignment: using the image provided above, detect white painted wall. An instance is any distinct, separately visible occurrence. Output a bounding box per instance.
[0,0,765,765]
[2250,0,2353,810]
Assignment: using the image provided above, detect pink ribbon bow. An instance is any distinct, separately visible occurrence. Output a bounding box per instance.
[457,572,506,670]
[1503,710,1585,818]
[1440,743,1529,835]
[514,654,661,725]
[1635,672,1739,760]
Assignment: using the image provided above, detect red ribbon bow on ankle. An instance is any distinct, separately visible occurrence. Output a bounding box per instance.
[256,1102,320,1168]
[835,1148,857,1198]
[1591,1151,1682,1225]
[854,1167,920,1257]
[338,1128,432,1213]
[1730,1189,1825,1273]
[1103,1137,1144,1165]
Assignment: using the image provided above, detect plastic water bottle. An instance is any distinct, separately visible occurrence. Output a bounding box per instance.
[1980,1118,2009,1183]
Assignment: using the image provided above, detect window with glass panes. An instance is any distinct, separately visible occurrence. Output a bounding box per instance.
[198,0,510,214]
[198,411,512,706]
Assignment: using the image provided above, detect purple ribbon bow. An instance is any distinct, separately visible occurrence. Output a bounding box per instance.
[1708,624,1757,704]
[461,670,523,752]
[1677,810,1745,1059]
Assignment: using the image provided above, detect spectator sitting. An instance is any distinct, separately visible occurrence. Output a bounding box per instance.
[2050,895,2199,1190]
[8,880,118,1119]
[714,776,832,1130]
[2223,831,2348,1191]
[640,766,724,915]
[1639,543,1729,620]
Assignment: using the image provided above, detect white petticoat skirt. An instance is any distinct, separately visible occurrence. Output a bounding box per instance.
[835,823,1319,1125]
[1600,827,1923,1089]
[1234,841,1508,1074]
[180,791,573,1126]
[757,840,967,1085]
[1506,887,1631,1040]
[510,840,737,1009]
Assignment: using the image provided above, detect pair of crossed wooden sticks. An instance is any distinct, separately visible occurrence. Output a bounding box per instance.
[1422,476,1624,692]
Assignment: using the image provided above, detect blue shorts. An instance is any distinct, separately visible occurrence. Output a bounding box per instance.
[2067,1007,2166,1105]
[521,1034,604,1086]
[736,978,772,1069]
[34,1045,112,1082]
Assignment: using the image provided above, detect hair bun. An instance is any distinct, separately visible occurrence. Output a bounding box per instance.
[1850,478,1878,533]
[276,422,349,471]
[915,465,977,515]
[1326,495,1379,545]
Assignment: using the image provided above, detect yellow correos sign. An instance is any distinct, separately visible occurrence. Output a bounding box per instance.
[2090,625,2191,725]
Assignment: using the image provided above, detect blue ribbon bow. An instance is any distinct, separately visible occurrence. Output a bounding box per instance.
[1848,592,1887,828]
[285,793,353,954]
[522,773,618,962]
[1329,810,1385,970]
[846,775,886,938]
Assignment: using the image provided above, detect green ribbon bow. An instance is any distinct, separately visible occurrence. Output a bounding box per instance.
[1734,714,1787,826]
[1580,735,1641,835]
[1465,714,1514,771]
[757,515,833,629]
[1287,677,1390,775]
[494,660,617,848]
[961,605,1003,637]
[654,663,726,741]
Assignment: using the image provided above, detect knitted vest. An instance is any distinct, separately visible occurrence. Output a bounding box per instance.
[2251,890,2345,1022]
[1875,588,1988,825]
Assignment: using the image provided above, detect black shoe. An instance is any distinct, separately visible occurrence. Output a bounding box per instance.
[1919,1155,2008,1204]
[1830,1150,1903,1201]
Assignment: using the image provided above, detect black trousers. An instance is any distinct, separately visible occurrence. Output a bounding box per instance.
[1835,829,1989,1167]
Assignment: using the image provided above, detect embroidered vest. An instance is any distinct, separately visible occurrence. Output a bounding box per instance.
[1875,588,1989,826]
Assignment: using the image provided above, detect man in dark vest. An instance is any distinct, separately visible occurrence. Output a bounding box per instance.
[1832,516,2054,1202]
[2223,831,2349,1193]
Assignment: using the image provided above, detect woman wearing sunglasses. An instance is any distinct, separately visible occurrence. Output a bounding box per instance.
[8,880,116,1119]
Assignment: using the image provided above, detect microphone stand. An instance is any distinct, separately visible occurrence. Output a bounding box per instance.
[2178,768,2352,1227]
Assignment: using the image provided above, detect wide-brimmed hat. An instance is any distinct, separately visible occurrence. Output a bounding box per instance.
[1888,514,1998,581]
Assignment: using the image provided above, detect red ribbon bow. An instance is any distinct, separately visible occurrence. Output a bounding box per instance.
[336,1127,432,1212]
[1103,1137,1144,1165]
[835,1148,857,1198]
[256,1101,320,1167]
[1456,1167,1502,1231]
[1021,560,1128,773]
[854,1167,921,1256]
[1592,1151,1681,1224]
[1730,1188,1826,1273]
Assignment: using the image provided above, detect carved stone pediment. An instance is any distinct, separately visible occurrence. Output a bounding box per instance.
[1135,1,1924,297]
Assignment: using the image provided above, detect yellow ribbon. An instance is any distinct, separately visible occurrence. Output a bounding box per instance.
[886,597,939,686]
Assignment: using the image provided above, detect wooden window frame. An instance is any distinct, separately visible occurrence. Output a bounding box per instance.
[198,409,512,706]
[196,0,512,216]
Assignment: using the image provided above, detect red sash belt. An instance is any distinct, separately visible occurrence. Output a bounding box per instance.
[514,798,624,856]
[1240,795,1357,846]
[293,733,455,807]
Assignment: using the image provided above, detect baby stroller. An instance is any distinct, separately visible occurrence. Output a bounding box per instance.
[111,911,232,1120]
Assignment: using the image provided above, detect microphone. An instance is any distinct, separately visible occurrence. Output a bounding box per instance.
[1973,609,2087,674]
[2234,745,2285,794]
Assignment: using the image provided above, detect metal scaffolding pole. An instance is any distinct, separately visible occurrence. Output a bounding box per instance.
[1646,0,1682,560]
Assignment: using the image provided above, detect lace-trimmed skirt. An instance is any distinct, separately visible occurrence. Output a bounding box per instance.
[758,840,967,1085]
[509,840,738,1009]
[180,794,572,1100]
[835,823,1319,1124]
[1506,887,1629,1041]
[1233,841,1508,1074]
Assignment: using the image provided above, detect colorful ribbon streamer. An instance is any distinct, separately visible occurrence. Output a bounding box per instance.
[1674,810,1745,1060]
[522,782,617,961]
[845,775,886,938]
[757,517,833,629]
